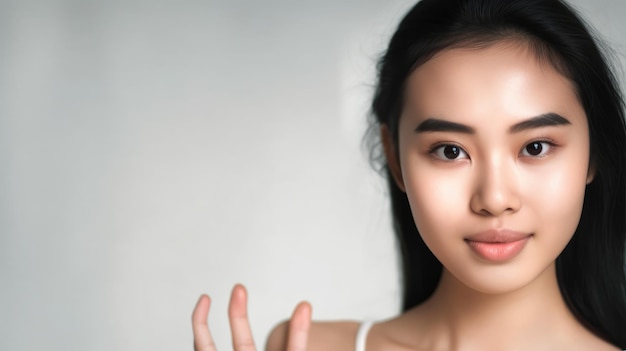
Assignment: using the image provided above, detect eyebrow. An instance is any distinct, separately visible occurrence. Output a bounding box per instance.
[414,113,571,134]
[508,112,571,133]
[415,118,474,133]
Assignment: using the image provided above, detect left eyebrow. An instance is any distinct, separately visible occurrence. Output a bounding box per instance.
[509,113,571,133]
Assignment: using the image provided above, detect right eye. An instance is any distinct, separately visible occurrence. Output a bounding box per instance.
[431,144,468,160]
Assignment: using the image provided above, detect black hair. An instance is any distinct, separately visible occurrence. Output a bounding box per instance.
[368,0,626,347]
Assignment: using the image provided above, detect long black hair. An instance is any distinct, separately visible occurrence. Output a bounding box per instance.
[369,0,626,347]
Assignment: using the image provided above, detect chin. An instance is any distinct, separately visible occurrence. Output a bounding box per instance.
[442,258,558,296]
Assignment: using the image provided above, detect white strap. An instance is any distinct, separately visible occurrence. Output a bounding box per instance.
[355,321,374,351]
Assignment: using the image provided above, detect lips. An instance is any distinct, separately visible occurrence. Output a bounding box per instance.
[465,229,532,262]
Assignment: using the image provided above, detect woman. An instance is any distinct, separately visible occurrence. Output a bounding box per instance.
[193,0,626,349]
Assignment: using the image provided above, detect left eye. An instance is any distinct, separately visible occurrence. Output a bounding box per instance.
[521,141,551,157]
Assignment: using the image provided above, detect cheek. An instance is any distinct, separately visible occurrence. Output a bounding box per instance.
[401,161,471,240]
[521,156,588,237]
[402,164,475,269]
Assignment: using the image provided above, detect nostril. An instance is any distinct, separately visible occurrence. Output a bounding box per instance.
[470,181,521,216]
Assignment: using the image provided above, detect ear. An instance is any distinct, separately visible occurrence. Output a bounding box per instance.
[380,125,406,192]
[586,159,596,184]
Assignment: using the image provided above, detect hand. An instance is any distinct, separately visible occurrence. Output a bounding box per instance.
[192,284,312,351]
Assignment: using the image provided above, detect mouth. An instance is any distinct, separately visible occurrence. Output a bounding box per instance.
[464,229,532,262]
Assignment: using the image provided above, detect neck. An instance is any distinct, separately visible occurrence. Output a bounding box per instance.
[413,263,582,350]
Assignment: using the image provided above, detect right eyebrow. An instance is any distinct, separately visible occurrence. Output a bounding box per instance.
[414,118,475,134]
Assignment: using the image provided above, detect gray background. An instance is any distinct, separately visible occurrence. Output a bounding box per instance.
[1,0,624,350]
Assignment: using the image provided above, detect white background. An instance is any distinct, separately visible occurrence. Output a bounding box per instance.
[1,0,624,350]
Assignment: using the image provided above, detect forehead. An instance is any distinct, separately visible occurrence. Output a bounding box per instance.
[401,43,585,128]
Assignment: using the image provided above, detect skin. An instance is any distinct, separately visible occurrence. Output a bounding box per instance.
[192,284,312,351]
[192,42,619,351]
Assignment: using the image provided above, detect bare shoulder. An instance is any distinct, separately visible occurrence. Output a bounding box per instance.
[572,332,623,351]
[265,319,360,351]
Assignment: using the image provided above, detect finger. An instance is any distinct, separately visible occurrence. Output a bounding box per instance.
[228,284,257,351]
[192,294,217,351]
[286,302,312,351]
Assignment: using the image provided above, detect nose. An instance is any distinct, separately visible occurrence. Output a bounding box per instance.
[469,157,521,216]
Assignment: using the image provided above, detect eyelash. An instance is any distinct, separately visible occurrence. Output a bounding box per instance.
[428,143,468,161]
[428,139,557,161]
[519,138,556,158]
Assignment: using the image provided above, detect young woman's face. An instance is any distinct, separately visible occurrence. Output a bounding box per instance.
[393,43,592,294]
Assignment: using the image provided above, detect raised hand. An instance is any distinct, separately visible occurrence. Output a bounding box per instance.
[192,284,311,351]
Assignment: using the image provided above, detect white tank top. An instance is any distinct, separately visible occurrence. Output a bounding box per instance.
[353,321,624,351]
[354,321,373,351]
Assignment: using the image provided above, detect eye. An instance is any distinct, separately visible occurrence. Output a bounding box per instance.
[521,141,552,157]
[431,144,469,160]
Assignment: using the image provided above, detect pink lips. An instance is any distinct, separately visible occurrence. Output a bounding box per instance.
[465,229,532,262]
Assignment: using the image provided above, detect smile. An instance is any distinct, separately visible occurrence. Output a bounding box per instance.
[464,230,532,262]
